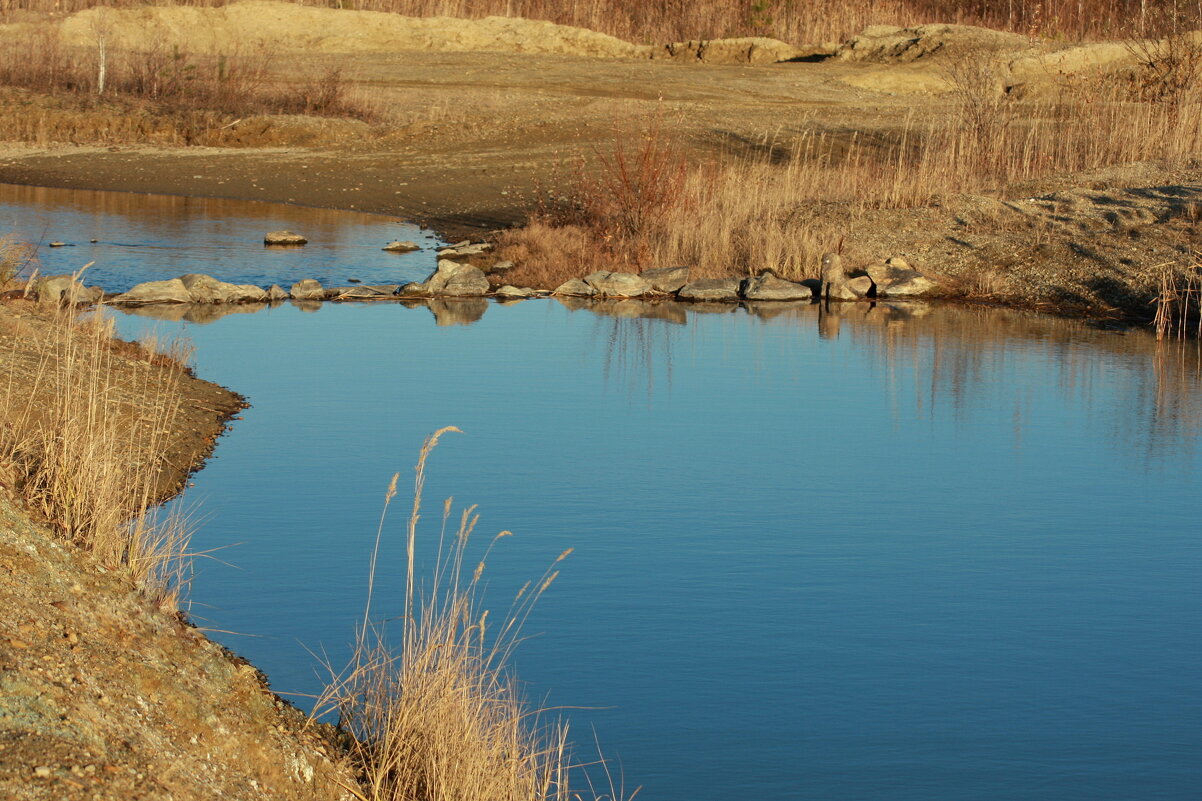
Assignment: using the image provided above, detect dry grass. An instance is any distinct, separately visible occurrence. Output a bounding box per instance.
[1153,253,1202,340]
[3,0,1199,44]
[0,291,196,608]
[317,427,599,801]
[509,57,1202,285]
[0,234,36,286]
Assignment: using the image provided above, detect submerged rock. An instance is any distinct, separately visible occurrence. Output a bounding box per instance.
[583,270,651,297]
[678,278,741,302]
[264,230,307,246]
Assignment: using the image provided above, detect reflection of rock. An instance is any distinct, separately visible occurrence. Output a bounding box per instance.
[584,270,651,297]
[291,299,322,313]
[553,279,597,297]
[422,259,490,296]
[866,258,938,297]
[678,278,741,302]
[115,302,269,324]
[382,240,420,252]
[745,300,814,321]
[429,297,488,326]
[555,295,593,312]
[740,272,815,301]
[183,303,268,324]
[264,230,307,246]
[589,298,688,324]
[290,279,326,300]
[111,279,193,304]
[640,265,691,293]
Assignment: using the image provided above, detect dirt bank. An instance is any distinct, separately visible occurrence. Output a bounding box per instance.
[0,300,358,800]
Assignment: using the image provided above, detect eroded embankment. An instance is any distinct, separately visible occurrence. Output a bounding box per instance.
[0,299,357,801]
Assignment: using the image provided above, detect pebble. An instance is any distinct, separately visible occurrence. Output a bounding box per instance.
[34,766,52,777]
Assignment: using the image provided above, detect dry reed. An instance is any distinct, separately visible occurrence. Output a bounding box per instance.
[319,428,587,801]
[0,287,196,608]
[3,0,1199,44]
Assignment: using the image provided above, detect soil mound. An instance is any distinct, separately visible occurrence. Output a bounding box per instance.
[838,24,1031,63]
[57,0,649,58]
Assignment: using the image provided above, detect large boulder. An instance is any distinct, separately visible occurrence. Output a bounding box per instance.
[289,279,326,300]
[865,258,938,297]
[640,265,691,293]
[552,279,596,297]
[583,270,651,297]
[266,284,290,302]
[740,272,815,301]
[678,278,741,302]
[820,253,873,301]
[111,279,193,304]
[264,230,307,246]
[422,259,490,296]
[179,273,266,303]
[34,274,103,305]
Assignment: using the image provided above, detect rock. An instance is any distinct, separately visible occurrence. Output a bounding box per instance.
[178,273,252,303]
[266,284,289,302]
[552,279,596,297]
[583,270,651,297]
[487,260,516,273]
[47,241,68,248]
[111,279,193,304]
[820,253,872,301]
[289,279,326,300]
[397,282,431,297]
[640,265,691,293]
[865,259,938,297]
[677,278,741,302]
[231,284,268,302]
[383,240,420,253]
[35,274,98,304]
[740,272,815,301]
[264,230,307,246]
[495,285,536,298]
[332,285,396,300]
[423,259,490,296]
[437,242,491,258]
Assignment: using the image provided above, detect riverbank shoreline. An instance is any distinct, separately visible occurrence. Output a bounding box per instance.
[0,299,360,800]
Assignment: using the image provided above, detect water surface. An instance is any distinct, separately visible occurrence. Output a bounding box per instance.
[8,184,1201,801]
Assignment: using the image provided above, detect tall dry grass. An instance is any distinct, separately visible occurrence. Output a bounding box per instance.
[0,291,196,608]
[319,427,591,801]
[502,55,1202,285]
[0,234,35,286]
[3,0,1200,43]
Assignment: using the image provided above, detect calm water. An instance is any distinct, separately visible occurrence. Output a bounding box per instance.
[10,185,1202,800]
[0,183,439,291]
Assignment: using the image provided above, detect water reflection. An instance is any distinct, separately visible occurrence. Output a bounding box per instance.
[0,182,439,291]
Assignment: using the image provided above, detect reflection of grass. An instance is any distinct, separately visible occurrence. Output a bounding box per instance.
[321,427,604,801]
[0,298,195,608]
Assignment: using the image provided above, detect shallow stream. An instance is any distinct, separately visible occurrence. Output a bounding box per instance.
[7,184,1202,800]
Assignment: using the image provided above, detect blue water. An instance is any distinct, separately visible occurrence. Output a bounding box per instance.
[9,185,1202,801]
[0,182,438,291]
